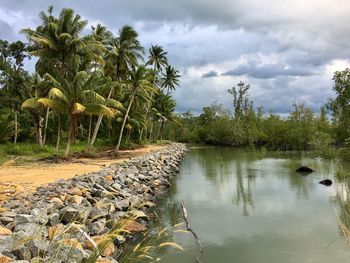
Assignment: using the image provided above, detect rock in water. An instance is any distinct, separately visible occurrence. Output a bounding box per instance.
[296,166,314,173]
[319,179,332,186]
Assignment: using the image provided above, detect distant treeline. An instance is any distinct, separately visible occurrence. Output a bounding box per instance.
[165,72,350,156]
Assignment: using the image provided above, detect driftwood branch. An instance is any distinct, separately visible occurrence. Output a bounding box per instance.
[180,201,203,262]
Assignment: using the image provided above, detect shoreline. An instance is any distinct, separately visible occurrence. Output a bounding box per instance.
[0,143,188,262]
[0,144,167,202]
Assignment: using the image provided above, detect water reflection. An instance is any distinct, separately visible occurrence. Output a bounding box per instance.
[148,147,350,263]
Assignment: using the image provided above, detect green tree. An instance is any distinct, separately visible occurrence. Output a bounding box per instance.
[90,25,144,146]
[161,65,180,94]
[327,68,350,143]
[0,39,29,144]
[115,66,156,152]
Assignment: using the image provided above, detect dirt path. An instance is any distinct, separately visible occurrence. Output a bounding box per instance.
[0,145,166,202]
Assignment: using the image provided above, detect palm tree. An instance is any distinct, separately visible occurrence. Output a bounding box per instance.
[22,7,104,79]
[146,45,168,73]
[140,45,168,140]
[161,65,180,94]
[115,66,156,152]
[23,71,118,156]
[152,92,177,140]
[21,74,51,146]
[90,25,144,146]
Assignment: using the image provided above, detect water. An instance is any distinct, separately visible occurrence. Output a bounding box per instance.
[148,147,350,262]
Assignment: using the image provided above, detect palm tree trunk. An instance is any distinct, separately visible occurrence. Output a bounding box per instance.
[88,115,92,144]
[115,94,135,152]
[65,115,73,157]
[156,121,161,140]
[38,116,43,147]
[90,89,113,146]
[13,110,17,144]
[140,64,157,141]
[56,114,61,150]
[161,119,164,141]
[42,107,49,145]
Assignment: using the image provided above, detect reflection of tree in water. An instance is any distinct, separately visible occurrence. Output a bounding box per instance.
[235,164,254,216]
[194,147,256,216]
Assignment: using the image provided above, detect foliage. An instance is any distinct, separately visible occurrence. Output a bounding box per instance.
[0,6,180,159]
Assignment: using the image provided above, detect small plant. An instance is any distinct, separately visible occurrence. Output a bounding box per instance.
[336,164,350,181]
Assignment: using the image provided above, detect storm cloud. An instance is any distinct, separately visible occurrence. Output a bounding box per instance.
[1,0,350,113]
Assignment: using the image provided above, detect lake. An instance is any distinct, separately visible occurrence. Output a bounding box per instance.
[140,146,350,263]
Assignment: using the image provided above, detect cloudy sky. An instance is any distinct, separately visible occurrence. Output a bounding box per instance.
[1,0,350,113]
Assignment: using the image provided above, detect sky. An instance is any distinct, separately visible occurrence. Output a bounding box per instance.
[1,0,350,114]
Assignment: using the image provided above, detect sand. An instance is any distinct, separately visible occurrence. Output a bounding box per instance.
[0,145,166,202]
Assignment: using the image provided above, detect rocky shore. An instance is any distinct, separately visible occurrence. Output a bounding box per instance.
[0,143,188,262]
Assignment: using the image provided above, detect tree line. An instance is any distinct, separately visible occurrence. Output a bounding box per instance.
[0,6,180,156]
[164,72,350,157]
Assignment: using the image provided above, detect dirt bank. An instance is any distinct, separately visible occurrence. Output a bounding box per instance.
[0,145,166,202]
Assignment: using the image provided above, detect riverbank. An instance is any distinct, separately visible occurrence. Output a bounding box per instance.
[0,143,188,262]
[0,144,167,202]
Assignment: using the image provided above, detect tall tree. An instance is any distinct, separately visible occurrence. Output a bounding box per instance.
[327,68,350,143]
[90,25,144,146]
[22,6,104,79]
[152,92,176,140]
[161,65,180,94]
[0,40,29,144]
[115,66,156,152]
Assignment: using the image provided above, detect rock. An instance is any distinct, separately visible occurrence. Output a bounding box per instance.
[68,187,83,196]
[84,235,115,257]
[89,208,108,221]
[48,213,60,227]
[0,217,13,225]
[28,239,50,257]
[88,218,106,235]
[48,224,65,239]
[11,245,31,260]
[59,238,83,249]
[49,243,90,262]
[0,144,188,262]
[31,209,48,225]
[104,175,113,182]
[71,195,84,205]
[0,236,14,253]
[0,227,12,236]
[319,179,332,186]
[60,206,89,224]
[49,197,64,206]
[122,220,146,233]
[14,215,36,225]
[0,255,11,263]
[14,223,43,237]
[296,166,314,173]
[0,212,16,218]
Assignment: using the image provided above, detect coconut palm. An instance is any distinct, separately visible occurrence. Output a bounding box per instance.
[146,45,168,73]
[139,45,168,140]
[22,7,104,79]
[161,65,180,94]
[21,74,51,146]
[152,92,177,140]
[90,25,144,146]
[23,70,118,156]
[115,66,157,152]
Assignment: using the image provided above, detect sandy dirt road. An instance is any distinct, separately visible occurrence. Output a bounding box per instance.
[0,145,166,202]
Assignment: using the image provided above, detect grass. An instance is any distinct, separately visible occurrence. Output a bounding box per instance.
[0,140,109,165]
[0,139,173,166]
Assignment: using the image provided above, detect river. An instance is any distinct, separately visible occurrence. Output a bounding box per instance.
[139,146,350,262]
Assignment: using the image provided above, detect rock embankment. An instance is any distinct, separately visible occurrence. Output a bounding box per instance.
[0,143,188,263]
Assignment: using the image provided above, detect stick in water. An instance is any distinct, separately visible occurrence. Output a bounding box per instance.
[180,201,203,262]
